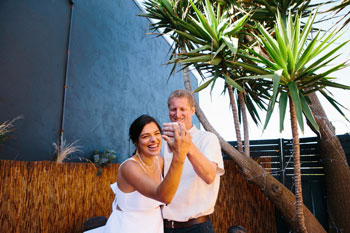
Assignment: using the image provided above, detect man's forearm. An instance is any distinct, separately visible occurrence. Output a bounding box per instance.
[187,143,217,184]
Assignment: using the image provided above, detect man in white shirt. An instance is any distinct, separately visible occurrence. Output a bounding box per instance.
[161,89,225,233]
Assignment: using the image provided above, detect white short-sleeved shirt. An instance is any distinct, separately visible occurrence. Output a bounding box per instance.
[161,125,224,221]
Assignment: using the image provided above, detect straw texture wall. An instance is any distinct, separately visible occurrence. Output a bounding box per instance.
[0,160,118,233]
[0,159,275,233]
[211,159,276,233]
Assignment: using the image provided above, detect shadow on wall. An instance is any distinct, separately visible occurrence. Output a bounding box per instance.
[0,0,197,162]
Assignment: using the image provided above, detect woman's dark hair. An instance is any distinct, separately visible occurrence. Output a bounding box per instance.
[129,115,162,144]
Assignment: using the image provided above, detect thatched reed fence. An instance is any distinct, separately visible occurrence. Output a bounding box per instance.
[0,159,275,233]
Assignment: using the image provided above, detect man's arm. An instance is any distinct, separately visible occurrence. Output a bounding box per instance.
[187,143,218,184]
[162,123,223,184]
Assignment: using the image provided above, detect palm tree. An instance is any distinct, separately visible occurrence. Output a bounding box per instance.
[232,1,350,231]
[142,0,260,156]
[242,10,349,232]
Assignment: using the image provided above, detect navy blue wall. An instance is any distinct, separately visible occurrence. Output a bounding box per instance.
[0,0,198,162]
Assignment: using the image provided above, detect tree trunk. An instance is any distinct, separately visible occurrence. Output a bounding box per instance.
[308,92,350,233]
[289,99,307,233]
[226,83,244,153]
[183,74,326,233]
[239,91,250,157]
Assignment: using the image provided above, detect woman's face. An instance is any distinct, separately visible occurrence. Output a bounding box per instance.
[136,122,162,157]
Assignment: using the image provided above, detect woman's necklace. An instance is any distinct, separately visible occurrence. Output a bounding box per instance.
[135,151,155,171]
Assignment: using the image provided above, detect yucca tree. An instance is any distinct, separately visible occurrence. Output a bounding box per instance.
[231,1,350,232]
[168,0,252,155]
[241,10,349,232]
[143,0,263,155]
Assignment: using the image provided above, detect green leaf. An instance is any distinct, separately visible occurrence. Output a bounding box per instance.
[178,54,212,63]
[159,0,175,18]
[224,74,244,92]
[223,13,250,36]
[222,36,238,55]
[193,77,215,93]
[210,68,219,93]
[263,70,282,129]
[226,61,270,75]
[245,93,262,125]
[295,34,319,71]
[279,92,288,132]
[274,23,287,64]
[213,43,227,59]
[319,77,350,89]
[236,73,276,81]
[187,45,212,54]
[217,17,230,36]
[175,18,212,41]
[189,0,219,47]
[288,82,304,132]
[304,40,349,74]
[209,56,222,65]
[204,0,218,33]
[185,16,213,41]
[256,23,287,70]
[300,93,319,132]
[301,54,341,78]
[292,11,300,60]
[320,90,349,122]
[307,30,342,62]
[243,47,282,72]
[298,9,317,54]
[174,30,207,45]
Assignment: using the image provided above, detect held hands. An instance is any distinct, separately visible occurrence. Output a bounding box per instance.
[162,122,191,162]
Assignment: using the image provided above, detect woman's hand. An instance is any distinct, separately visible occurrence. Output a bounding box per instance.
[162,123,191,163]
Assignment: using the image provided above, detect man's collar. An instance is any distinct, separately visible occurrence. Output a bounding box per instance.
[188,125,198,134]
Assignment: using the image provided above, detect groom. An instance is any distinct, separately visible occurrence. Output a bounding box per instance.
[161,89,224,233]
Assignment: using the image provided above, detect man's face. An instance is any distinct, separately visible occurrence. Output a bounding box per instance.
[168,97,195,130]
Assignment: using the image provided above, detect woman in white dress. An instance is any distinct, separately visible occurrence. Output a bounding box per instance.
[103,115,191,233]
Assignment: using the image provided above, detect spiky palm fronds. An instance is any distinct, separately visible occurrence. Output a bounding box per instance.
[327,0,350,30]
[242,10,350,132]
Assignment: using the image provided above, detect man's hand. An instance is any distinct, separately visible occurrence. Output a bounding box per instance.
[162,123,190,158]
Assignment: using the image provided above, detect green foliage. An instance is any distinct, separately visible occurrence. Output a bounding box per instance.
[142,0,350,133]
[243,10,349,132]
[142,0,267,126]
[92,149,117,176]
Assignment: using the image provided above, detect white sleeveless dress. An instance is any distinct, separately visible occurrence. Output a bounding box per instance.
[103,158,164,233]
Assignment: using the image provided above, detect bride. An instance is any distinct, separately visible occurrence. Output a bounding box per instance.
[100,114,190,233]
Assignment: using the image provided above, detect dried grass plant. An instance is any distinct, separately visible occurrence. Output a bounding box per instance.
[0,116,23,143]
[0,116,22,136]
[53,140,82,163]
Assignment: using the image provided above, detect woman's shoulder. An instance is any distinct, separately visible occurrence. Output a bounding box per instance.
[119,157,140,173]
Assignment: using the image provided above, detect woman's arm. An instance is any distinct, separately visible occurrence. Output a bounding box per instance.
[120,124,190,204]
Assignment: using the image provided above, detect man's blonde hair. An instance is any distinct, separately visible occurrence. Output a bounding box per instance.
[167,89,194,108]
